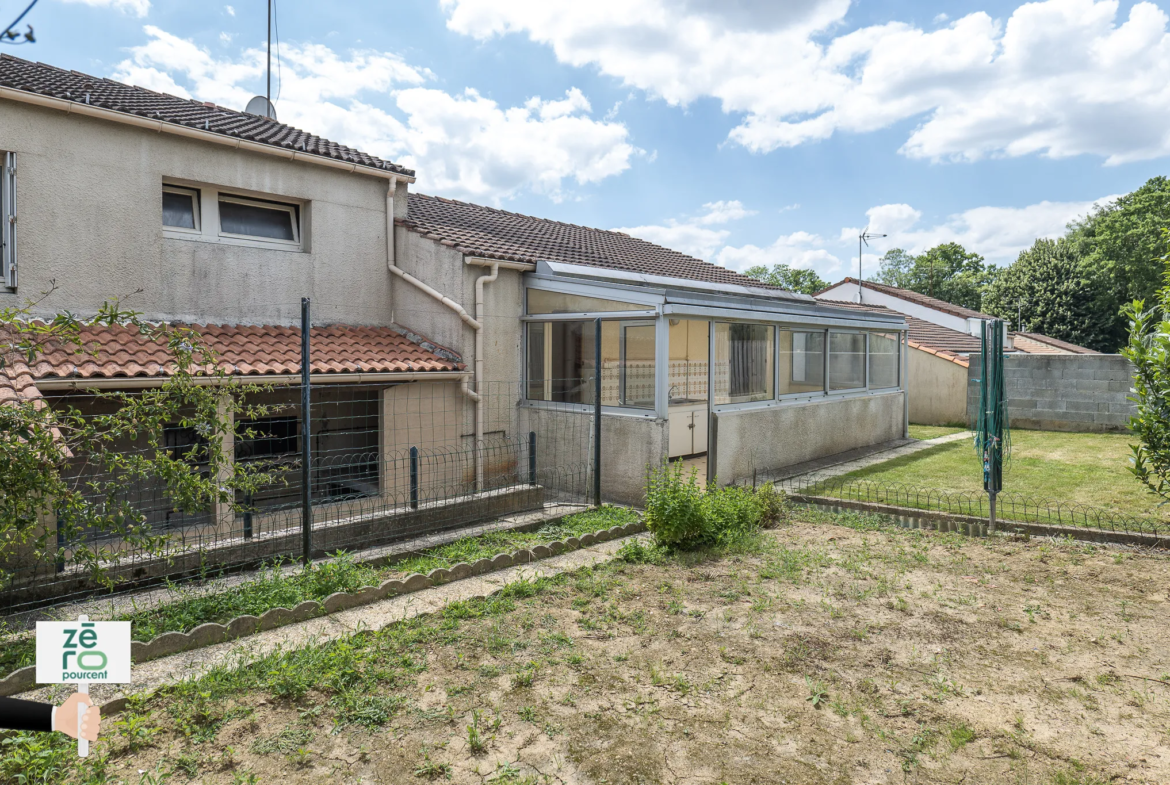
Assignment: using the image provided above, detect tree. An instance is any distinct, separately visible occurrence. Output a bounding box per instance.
[873,243,992,311]
[1068,176,1170,350]
[743,263,828,295]
[1121,233,1170,503]
[982,238,1115,352]
[874,248,916,290]
[1,292,280,589]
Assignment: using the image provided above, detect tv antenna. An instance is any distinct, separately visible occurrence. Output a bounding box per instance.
[858,228,886,303]
[244,0,278,120]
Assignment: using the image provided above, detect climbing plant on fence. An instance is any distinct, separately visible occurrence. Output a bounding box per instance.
[0,290,281,590]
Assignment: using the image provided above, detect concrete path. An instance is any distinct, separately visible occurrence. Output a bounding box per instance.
[19,532,647,708]
[777,431,971,487]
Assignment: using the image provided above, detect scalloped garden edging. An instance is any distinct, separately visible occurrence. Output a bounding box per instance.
[0,521,646,698]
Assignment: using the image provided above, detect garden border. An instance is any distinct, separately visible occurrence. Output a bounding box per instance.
[0,520,647,698]
[792,494,1170,549]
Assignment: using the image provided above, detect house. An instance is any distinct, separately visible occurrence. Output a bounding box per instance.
[815,278,1097,425]
[0,54,910,592]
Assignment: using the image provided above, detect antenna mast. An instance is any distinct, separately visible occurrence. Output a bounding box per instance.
[266,0,272,109]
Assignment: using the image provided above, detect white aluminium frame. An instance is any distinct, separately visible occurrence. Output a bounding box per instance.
[1,151,15,290]
[162,178,306,252]
[217,193,301,247]
[161,184,201,235]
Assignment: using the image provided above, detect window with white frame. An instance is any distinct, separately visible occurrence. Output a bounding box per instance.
[713,322,774,404]
[1,151,16,289]
[218,194,299,243]
[162,180,305,251]
[162,185,200,232]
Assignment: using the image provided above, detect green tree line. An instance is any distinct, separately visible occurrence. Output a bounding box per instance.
[744,176,1170,352]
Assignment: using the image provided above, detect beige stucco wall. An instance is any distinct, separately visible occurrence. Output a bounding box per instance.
[0,99,407,327]
[908,348,969,426]
[713,392,904,484]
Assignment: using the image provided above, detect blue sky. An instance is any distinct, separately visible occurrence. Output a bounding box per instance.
[8,0,1169,280]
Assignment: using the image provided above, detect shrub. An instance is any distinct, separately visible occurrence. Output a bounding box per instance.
[643,462,709,548]
[643,462,791,550]
[701,484,762,545]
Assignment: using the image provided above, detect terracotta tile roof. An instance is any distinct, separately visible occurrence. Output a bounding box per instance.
[1011,332,1099,355]
[817,278,994,321]
[401,192,786,290]
[2,323,462,395]
[0,54,413,177]
[819,300,983,366]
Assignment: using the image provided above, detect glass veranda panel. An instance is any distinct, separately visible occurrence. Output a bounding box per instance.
[526,320,655,408]
[829,332,866,391]
[779,329,825,395]
[868,332,900,389]
[714,322,774,404]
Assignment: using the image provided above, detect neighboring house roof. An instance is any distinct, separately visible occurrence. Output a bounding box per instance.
[0,54,413,177]
[1,323,462,401]
[1011,332,1099,355]
[401,193,785,290]
[820,300,981,367]
[816,278,994,321]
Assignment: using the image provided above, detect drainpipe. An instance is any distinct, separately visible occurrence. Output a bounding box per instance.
[472,262,500,492]
[385,176,481,332]
[384,175,484,486]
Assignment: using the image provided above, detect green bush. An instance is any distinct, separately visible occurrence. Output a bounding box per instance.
[643,462,791,550]
[644,462,709,548]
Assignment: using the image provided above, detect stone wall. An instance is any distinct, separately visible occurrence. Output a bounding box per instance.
[966,355,1134,432]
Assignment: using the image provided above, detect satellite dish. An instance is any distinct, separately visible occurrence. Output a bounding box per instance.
[244,96,278,121]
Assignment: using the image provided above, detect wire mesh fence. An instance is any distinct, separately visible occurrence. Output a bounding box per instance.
[776,474,1168,538]
[2,377,603,613]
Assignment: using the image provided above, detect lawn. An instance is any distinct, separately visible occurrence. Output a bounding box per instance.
[828,429,1163,522]
[0,506,640,679]
[908,424,967,441]
[11,512,1168,784]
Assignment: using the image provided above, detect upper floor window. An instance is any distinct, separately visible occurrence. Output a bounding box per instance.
[162,185,200,232]
[162,180,305,252]
[1,151,16,289]
[219,195,299,244]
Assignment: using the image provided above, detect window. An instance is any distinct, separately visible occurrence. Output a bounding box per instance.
[828,332,866,391]
[527,289,648,315]
[714,322,773,404]
[1,151,15,289]
[164,424,211,467]
[235,416,299,461]
[869,332,900,389]
[779,329,825,395]
[525,320,656,409]
[162,185,200,231]
[219,194,299,243]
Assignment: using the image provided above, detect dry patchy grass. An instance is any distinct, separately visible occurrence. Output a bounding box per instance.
[24,515,1170,785]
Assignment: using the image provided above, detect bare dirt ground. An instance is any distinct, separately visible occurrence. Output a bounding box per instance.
[56,515,1170,784]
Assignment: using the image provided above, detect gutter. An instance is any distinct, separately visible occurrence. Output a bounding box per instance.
[0,86,416,183]
[36,371,471,391]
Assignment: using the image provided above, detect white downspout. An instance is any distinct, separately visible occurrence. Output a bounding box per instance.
[385,177,481,332]
[384,176,486,489]
[472,262,500,492]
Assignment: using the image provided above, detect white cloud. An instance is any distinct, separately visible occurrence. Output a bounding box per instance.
[111,27,635,202]
[219,31,233,45]
[59,0,150,16]
[441,0,1170,164]
[613,200,755,258]
[861,196,1119,263]
[225,4,235,15]
[716,232,842,274]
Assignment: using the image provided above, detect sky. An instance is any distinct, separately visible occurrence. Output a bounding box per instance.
[6,0,1170,282]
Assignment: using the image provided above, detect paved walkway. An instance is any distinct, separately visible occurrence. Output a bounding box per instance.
[776,431,972,487]
[18,532,647,708]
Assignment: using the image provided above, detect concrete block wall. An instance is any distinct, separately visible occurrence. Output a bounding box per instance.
[966,355,1135,432]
